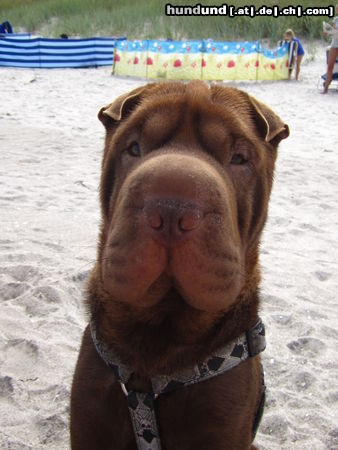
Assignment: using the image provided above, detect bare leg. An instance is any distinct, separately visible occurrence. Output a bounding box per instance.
[289,53,295,79]
[295,55,303,80]
[324,47,338,93]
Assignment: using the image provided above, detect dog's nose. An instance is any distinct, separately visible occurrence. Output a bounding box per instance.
[143,198,202,245]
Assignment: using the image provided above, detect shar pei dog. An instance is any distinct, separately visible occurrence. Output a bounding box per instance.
[71,81,289,450]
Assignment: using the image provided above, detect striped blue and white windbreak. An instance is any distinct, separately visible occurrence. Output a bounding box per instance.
[0,35,126,68]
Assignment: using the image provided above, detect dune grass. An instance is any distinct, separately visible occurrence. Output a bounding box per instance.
[0,0,334,42]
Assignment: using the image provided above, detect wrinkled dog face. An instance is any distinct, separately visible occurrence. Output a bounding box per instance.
[91,81,288,349]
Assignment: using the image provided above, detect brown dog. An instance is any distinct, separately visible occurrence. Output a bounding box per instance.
[70,81,289,450]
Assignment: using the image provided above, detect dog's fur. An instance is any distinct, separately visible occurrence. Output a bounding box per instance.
[70,81,289,450]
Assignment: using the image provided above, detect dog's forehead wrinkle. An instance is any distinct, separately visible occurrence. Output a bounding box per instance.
[210,87,254,121]
[185,80,211,102]
[142,105,182,136]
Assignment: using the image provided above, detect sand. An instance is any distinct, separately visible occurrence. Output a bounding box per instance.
[0,41,337,449]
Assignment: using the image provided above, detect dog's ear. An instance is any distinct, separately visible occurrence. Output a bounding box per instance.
[249,96,289,146]
[98,85,148,129]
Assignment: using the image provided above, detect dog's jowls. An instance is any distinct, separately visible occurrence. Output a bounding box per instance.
[70,81,289,450]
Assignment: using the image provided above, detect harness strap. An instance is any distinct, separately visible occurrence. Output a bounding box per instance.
[126,391,161,450]
[252,364,266,440]
[91,318,266,450]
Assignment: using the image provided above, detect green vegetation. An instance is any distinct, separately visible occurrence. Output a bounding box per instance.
[0,0,333,42]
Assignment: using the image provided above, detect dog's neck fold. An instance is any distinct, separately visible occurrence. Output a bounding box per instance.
[88,273,261,377]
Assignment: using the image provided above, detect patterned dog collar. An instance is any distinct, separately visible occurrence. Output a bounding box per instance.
[91,318,266,450]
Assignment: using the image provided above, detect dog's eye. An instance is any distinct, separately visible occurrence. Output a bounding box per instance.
[230,153,247,165]
[127,142,141,157]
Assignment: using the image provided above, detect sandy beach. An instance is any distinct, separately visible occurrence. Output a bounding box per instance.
[0,41,337,449]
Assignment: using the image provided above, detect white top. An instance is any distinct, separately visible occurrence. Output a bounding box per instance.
[332,17,338,48]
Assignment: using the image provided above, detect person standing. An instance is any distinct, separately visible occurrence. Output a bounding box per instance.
[323,4,338,93]
[284,29,305,81]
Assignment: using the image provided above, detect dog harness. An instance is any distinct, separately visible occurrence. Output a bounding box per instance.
[91,319,266,450]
